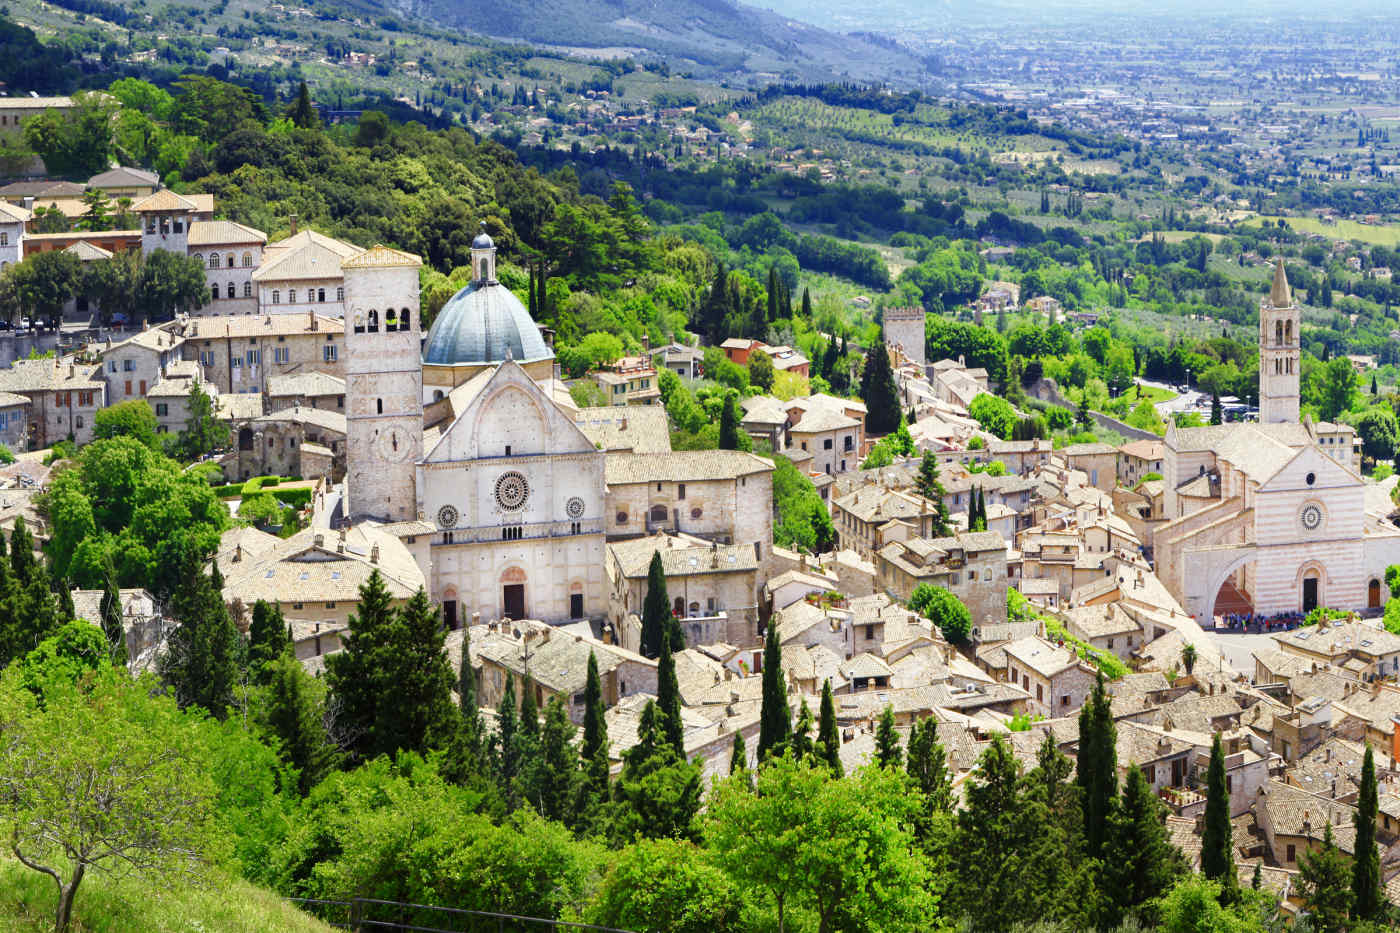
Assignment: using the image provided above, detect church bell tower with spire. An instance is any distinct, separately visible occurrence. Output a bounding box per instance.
[1258,258,1300,424]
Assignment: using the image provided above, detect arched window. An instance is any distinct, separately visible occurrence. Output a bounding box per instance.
[317,288,325,302]
[208,253,220,270]
[649,504,668,523]
[226,283,236,299]
[243,282,252,298]
[272,290,280,304]
[432,389,444,401]
[479,259,489,280]
[242,252,252,267]
[192,253,203,266]
[1285,320,1293,343]
[376,398,383,414]
[367,309,379,332]
[1275,320,1283,345]
[336,287,344,301]
[353,312,365,334]
[400,308,411,331]
[384,309,398,331]
[288,289,297,304]
[211,284,219,301]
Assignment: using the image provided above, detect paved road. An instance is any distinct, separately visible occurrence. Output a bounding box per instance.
[1204,629,1277,677]
[1138,377,1207,417]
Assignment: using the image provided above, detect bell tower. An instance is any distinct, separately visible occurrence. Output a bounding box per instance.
[1258,258,1300,424]
[343,245,424,523]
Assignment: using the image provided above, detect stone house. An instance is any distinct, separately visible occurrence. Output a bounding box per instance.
[874,530,1009,621]
[1063,602,1143,661]
[0,394,30,453]
[606,533,761,649]
[98,325,185,404]
[649,342,703,380]
[250,228,361,319]
[177,312,344,396]
[1255,780,1360,867]
[0,357,105,447]
[146,359,218,435]
[472,620,658,725]
[234,406,346,482]
[266,371,346,412]
[604,450,774,556]
[831,486,943,560]
[1002,635,1098,717]
[987,438,1053,475]
[188,220,268,316]
[223,523,424,636]
[1118,439,1165,486]
[1055,443,1119,491]
[1271,621,1400,681]
[134,189,214,257]
[590,355,660,406]
[786,403,862,476]
[1114,721,1197,792]
[0,200,29,268]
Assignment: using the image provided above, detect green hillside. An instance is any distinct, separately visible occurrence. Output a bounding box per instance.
[0,862,336,933]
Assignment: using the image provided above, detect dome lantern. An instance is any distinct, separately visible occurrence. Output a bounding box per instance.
[471,221,496,284]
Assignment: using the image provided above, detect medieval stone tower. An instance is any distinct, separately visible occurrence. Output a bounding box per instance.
[1258,258,1300,424]
[343,245,424,522]
[883,306,926,369]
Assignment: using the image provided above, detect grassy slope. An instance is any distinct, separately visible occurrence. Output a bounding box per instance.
[0,862,336,933]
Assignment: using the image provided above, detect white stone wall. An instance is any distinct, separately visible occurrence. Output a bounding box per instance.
[100,344,179,404]
[0,221,21,268]
[193,245,261,313]
[142,214,189,256]
[788,427,859,476]
[344,263,421,522]
[606,471,773,557]
[1258,300,1300,424]
[258,278,345,319]
[185,331,345,395]
[883,308,926,369]
[430,533,607,624]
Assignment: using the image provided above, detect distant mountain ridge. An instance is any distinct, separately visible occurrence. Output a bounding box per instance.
[373,0,929,82]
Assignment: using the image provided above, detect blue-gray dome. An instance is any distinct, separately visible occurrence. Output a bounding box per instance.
[472,230,494,249]
[422,281,552,366]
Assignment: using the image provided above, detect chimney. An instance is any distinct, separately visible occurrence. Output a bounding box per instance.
[233,544,242,562]
[289,214,298,235]
[309,310,316,332]
[471,611,481,627]
[370,544,379,564]
[22,196,34,212]
[314,533,324,548]
[540,627,551,644]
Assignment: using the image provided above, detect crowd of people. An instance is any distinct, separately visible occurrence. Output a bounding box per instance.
[1214,610,1307,633]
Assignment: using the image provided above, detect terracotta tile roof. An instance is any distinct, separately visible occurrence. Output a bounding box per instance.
[607,534,758,579]
[131,189,199,212]
[253,230,362,282]
[572,406,671,454]
[180,313,342,340]
[221,524,423,605]
[266,371,346,399]
[341,244,421,268]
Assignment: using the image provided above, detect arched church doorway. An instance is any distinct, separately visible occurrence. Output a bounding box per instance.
[501,567,526,620]
[1369,579,1382,610]
[1302,570,1321,613]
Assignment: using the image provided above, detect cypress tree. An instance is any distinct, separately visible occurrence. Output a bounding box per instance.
[916,451,951,536]
[376,588,457,757]
[756,622,790,761]
[1104,763,1184,926]
[701,264,731,344]
[729,731,748,776]
[801,285,812,319]
[495,674,521,807]
[790,696,814,761]
[325,569,400,762]
[821,333,839,378]
[1300,824,1353,932]
[640,551,669,659]
[657,633,684,757]
[1076,672,1117,858]
[817,677,843,776]
[718,393,741,449]
[579,650,610,801]
[257,648,338,795]
[99,572,127,666]
[55,578,74,622]
[286,80,320,129]
[1371,374,1379,397]
[1201,732,1238,900]
[860,342,901,435]
[1352,744,1384,921]
[443,627,486,785]
[527,263,538,319]
[766,263,779,324]
[10,517,34,583]
[529,697,580,823]
[1210,391,1223,425]
[161,554,241,719]
[519,674,540,742]
[906,715,951,814]
[247,599,290,676]
[874,704,902,769]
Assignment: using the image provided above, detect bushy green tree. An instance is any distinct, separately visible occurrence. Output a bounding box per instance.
[254,648,338,795]
[611,700,701,842]
[1299,824,1353,933]
[1103,763,1184,925]
[246,600,290,677]
[160,554,242,718]
[908,584,972,642]
[586,838,746,933]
